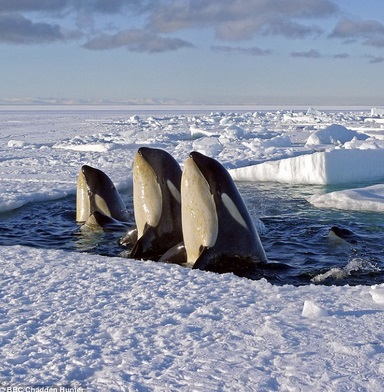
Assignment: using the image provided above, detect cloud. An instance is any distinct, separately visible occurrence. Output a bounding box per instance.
[88,0,130,14]
[0,0,155,14]
[0,0,69,12]
[365,55,384,64]
[291,49,322,58]
[0,0,340,50]
[211,45,271,56]
[83,29,194,53]
[330,18,384,38]
[330,18,384,47]
[0,13,64,44]
[82,0,156,15]
[0,1,190,51]
[258,19,323,39]
[363,37,384,48]
[150,0,337,41]
[78,1,339,53]
[333,53,349,59]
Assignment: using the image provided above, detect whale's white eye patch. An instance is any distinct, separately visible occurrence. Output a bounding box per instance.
[167,179,181,203]
[221,193,248,229]
[94,194,111,217]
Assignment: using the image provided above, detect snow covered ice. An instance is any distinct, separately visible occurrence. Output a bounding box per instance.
[2,245,384,390]
[1,107,384,390]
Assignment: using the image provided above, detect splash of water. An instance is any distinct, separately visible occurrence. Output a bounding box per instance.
[311,257,380,283]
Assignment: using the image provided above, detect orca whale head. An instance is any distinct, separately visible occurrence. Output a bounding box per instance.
[131,147,182,260]
[76,165,128,224]
[181,151,267,269]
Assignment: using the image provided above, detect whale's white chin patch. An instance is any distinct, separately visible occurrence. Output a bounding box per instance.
[181,157,218,264]
[133,152,162,238]
[76,169,90,222]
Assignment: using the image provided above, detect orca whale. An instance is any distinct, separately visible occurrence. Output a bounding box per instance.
[76,164,130,230]
[180,151,268,274]
[329,226,358,244]
[122,147,183,260]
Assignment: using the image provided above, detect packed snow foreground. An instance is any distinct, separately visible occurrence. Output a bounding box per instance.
[1,107,384,390]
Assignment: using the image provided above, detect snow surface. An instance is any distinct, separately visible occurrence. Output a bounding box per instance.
[1,107,384,389]
[2,245,384,391]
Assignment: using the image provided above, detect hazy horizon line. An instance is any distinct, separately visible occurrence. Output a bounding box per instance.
[0,96,382,110]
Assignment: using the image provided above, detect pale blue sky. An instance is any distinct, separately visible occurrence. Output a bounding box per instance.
[1,0,384,106]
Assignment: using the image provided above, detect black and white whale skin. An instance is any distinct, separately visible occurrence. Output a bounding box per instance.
[181,151,268,274]
[328,226,358,245]
[123,147,183,260]
[76,164,130,230]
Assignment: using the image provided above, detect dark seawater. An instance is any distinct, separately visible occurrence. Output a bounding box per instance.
[0,182,383,286]
[239,182,384,285]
